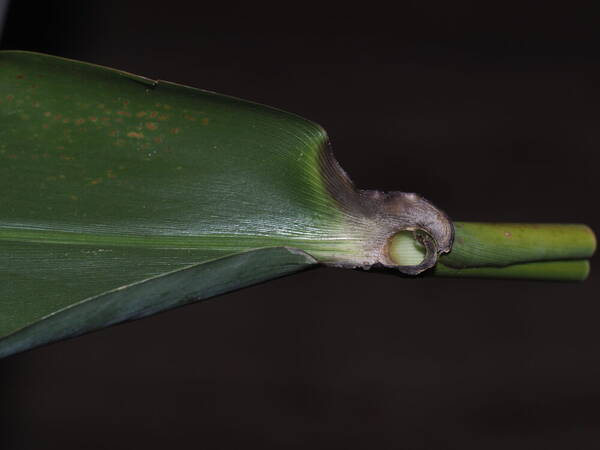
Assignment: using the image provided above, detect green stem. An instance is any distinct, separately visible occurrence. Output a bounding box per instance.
[432,260,590,282]
[390,222,596,281]
[444,222,596,268]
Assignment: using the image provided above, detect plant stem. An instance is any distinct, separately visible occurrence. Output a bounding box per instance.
[390,222,596,281]
[432,259,590,282]
[444,222,596,268]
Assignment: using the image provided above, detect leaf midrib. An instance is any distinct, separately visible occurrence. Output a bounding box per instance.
[0,227,357,255]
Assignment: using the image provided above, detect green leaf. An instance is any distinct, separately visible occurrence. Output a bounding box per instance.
[2,50,344,355]
[0,51,595,357]
[0,51,453,344]
[0,247,316,359]
[5,51,447,356]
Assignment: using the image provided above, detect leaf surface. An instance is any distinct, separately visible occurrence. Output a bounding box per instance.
[0,247,316,358]
[1,51,341,354]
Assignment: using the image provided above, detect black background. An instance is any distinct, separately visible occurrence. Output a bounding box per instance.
[1,1,599,449]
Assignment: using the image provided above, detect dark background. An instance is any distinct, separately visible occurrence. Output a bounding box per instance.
[1,1,599,449]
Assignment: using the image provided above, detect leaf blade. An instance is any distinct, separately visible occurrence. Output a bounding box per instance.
[0,246,316,359]
[2,50,344,352]
[1,58,348,300]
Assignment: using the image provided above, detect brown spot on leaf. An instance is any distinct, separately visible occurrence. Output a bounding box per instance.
[170,128,181,135]
[145,122,157,130]
[504,232,512,238]
[127,131,144,139]
[136,111,147,118]
[202,118,209,125]
[150,111,158,118]
[75,118,85,125]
